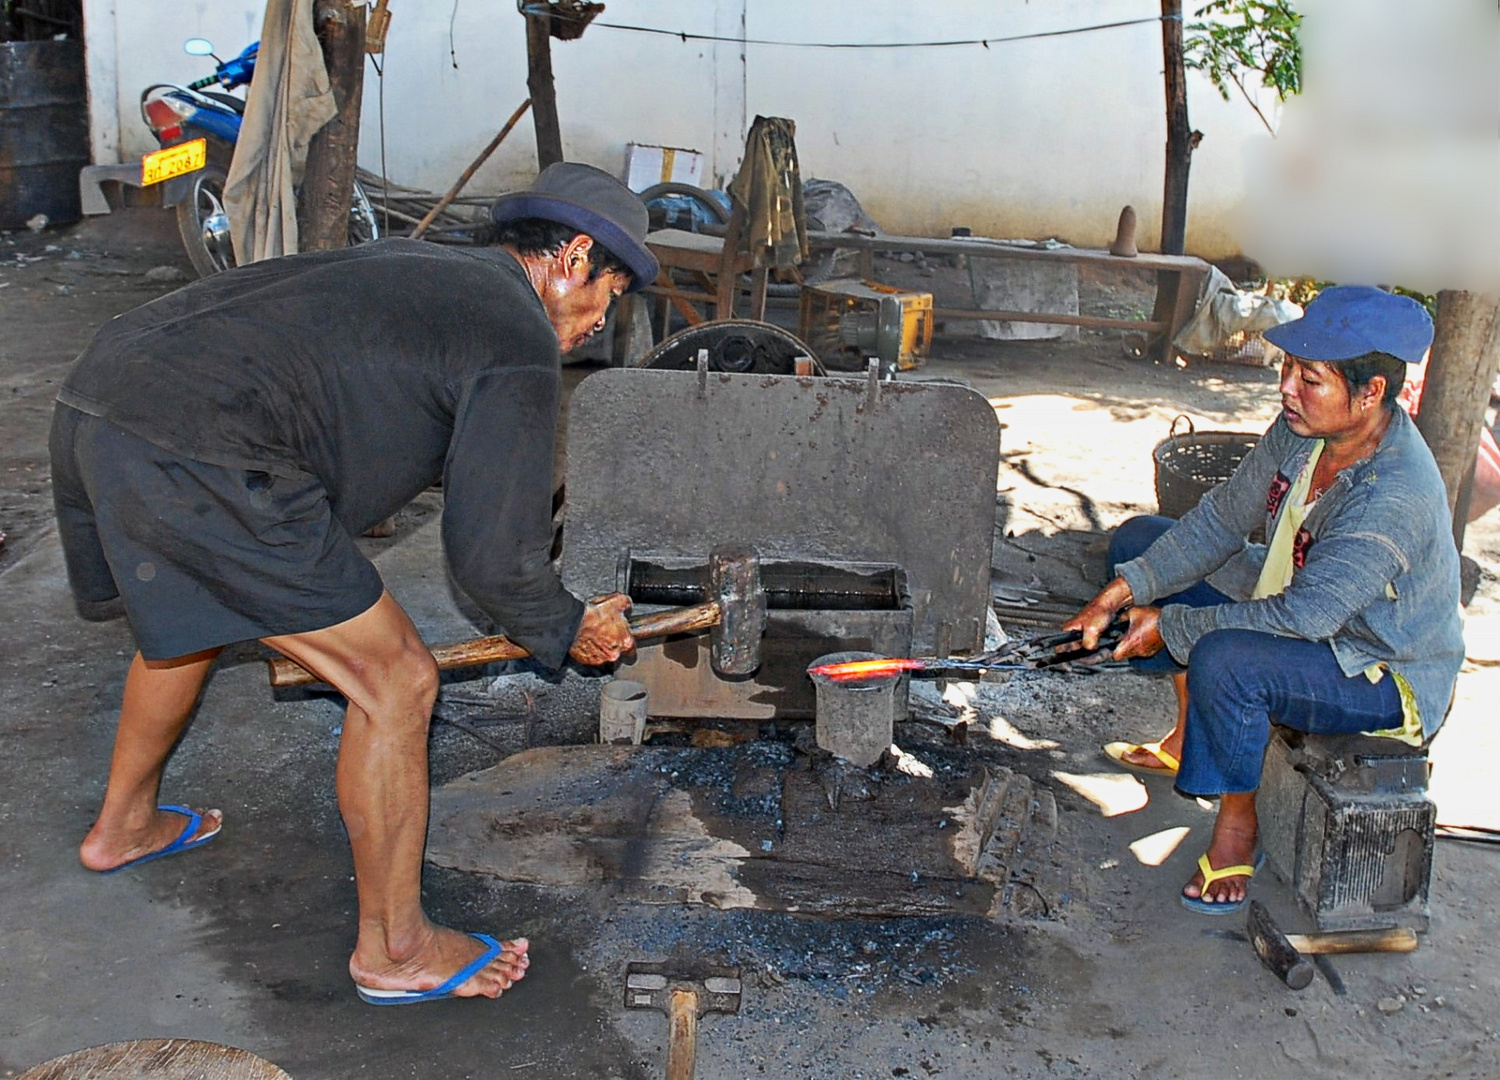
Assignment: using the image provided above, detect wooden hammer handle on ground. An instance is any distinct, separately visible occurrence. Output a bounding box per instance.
[1246,901,1418,990]
[266,601,721,688]
[1286,927,1418,955]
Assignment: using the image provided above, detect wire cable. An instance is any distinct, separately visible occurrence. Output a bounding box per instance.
[517,6,1176,51]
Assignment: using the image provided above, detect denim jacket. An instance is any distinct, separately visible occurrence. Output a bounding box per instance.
[1117,408,1464,738]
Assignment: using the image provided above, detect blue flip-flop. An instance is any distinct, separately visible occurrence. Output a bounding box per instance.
[1180,851,1266,915]
[103,804,222,874]
[355,933,511,1006]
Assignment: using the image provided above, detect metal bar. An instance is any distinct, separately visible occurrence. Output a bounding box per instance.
[934,307,1168,331]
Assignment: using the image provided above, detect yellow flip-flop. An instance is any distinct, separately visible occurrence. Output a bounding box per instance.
[1102,739,1179,777]
[1179,851,1264,915]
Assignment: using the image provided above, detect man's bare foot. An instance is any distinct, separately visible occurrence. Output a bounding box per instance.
[351,925,530,1000]
[1182,794,1259,906]
[79,806,223,872]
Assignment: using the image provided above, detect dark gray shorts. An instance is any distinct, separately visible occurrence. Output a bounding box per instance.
[50,406,384,660]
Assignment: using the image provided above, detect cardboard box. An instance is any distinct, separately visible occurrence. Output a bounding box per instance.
[623,143,705,193]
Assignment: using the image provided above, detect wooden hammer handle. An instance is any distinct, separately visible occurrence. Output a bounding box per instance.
[266,600,722,688]
[665,988,699,1080]
[1285,927,1418,955]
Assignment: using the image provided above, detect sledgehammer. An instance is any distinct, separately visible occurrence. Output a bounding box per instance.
[265,545,766,688]
[626,961,742,1080]
[1245,900,1418,991]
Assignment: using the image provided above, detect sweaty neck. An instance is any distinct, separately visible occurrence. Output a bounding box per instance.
[1320,403,1393,471]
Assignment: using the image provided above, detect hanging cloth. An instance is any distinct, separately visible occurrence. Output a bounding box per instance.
[223,0,338,264]
[727,115,808,271]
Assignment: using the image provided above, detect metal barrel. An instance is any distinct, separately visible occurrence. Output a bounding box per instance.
[0,39,89,229]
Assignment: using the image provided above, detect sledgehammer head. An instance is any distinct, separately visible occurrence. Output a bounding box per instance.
[709,545,765,676]
[1247,900,1315,991]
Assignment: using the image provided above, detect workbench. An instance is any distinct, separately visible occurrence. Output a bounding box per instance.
[804,231,1211,363]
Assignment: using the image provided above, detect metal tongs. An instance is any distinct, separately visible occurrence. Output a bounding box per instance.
[808,616,1131,682]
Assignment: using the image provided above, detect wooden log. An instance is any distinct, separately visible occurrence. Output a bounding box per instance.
[1159,0,1192,256]
[1414,290,1500,550]
[525,11,564,168]
[297,0,366,251]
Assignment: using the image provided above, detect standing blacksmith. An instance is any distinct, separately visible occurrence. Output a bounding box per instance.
[49,163,656,1004]
[1066,287,1464,915]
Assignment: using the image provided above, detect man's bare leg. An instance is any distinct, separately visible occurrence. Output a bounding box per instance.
[264,591,527,1000]
[80,648,224,872]
[1120,671,1188,770]
[1181,791,1259,905]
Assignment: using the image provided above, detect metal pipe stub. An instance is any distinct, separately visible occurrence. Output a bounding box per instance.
[808,650,901,766]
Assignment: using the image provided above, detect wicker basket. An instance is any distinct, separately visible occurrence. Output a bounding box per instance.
[1153,415,1261,519]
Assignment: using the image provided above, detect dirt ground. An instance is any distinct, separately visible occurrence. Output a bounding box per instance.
[2,209,1498,1080]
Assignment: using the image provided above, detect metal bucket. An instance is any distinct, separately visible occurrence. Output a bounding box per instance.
[599,679,649,745]
[0,39,89,229]
[808,651,901,767]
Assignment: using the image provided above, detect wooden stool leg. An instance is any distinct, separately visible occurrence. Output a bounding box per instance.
[748,266,770,321]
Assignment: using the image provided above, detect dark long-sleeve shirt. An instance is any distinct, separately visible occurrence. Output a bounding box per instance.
[57,238,584,667]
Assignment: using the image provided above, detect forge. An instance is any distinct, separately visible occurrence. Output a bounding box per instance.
[424,363,1075,921]
[560,363,1001,721]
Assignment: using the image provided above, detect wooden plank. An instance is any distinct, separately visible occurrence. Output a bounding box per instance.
[805,231,1208,273]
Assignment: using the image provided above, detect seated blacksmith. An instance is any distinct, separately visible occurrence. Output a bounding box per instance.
[49,162,656,1003]
[1064,286,1464,914]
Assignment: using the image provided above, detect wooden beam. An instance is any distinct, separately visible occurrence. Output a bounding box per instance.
[298,0,366,251]
[1414,290,1500,550]
[525,12,564,168]
[1160,0,1191,256]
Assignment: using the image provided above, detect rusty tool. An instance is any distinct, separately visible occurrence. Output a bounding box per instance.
[625,961,741,1080]
[267,544,766,688]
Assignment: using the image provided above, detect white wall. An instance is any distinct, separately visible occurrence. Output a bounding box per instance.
[83,0,263,163]
[85,0,1272,259]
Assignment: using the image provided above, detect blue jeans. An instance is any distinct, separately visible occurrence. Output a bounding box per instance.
[1108,515,1404,797]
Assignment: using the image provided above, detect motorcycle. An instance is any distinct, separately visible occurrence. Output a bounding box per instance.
[134,37,379,276]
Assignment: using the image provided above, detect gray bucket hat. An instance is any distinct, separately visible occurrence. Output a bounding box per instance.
[490,162,658,292]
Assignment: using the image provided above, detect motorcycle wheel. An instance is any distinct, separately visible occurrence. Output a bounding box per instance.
[177,166,381,279]
[347,179,380,246]
[176,160,237,278]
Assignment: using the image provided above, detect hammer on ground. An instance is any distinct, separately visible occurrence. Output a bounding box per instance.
[625,961,742,1080]
[266,545,767,688]
[1246,900,1418,991]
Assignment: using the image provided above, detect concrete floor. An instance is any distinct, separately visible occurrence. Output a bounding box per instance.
[3,210,1499,1079]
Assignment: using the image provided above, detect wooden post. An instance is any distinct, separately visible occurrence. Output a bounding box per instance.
[298,0,366,250]
[525,11,564,168]
[1414,290,1500,550]
[1160,0,1191,256]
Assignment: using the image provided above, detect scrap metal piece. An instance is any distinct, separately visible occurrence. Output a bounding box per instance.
[637,319,827,375]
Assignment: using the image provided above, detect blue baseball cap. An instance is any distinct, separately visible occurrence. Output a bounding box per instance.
[490,162,659,292]
[1263,285,1433,364]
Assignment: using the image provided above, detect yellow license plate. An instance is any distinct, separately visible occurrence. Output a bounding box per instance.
[141,138,207,186]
